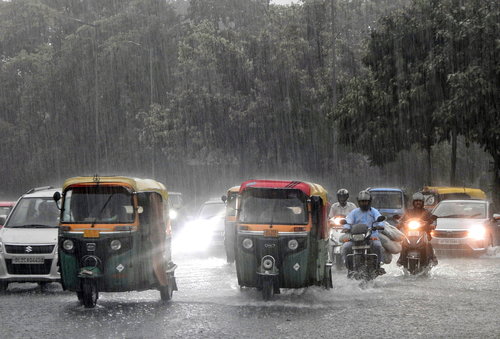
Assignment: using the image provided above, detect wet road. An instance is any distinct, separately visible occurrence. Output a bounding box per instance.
[1,248,500,339]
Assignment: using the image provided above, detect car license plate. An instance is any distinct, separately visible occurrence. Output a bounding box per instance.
[408,231,420,237]
[438,239,460,245]
[264,229,278,237]
[12,257,44,264]
[84,230,100,238]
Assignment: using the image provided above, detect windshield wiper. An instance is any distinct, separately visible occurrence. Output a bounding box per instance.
[10,224,54,228]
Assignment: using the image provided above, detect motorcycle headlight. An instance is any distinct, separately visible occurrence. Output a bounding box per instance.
[408,221,421,230]
[242,238,253,249]
[62,239,74,251]
[288,239,299,250]
[468,225,486,239]
[333,217,343,226]
[110,239,122,250]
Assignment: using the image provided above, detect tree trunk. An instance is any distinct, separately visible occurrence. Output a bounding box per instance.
[450,127,457,186]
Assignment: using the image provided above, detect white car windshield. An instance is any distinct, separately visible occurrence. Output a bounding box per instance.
[433,202,486,219]
[5,198,59,228]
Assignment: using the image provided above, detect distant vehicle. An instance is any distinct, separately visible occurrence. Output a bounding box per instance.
[367,188,409,225]
[0,201,16,228]
[0,187,61,292]
[176,199,226,253]
[168,192,185,230]
[221,186,240,263]
[421,186,486,210]
[431,199,500,255]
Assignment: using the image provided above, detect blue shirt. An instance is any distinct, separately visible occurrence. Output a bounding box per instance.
[344,207,384,238]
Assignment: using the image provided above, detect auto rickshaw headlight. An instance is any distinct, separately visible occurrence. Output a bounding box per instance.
[170,210,178,220]
[110,239,122,251]
[242,238,253,249]
[288,239,299,250]
[62,239,74,251]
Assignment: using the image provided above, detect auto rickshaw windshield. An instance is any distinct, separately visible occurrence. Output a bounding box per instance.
[238,188,308,224]
[61,186,135,223]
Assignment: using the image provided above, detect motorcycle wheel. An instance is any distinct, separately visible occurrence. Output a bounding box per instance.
[262,278,274,301]
[408,259,418,275]
[334,253,343,271]
[82,280,98,308]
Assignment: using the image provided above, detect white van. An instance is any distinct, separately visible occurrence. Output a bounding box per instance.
[0,187,61,291]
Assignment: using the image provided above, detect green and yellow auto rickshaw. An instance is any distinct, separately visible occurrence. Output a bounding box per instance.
[54,175,177,308]
[221,186,240,263]
[235,179,332,300]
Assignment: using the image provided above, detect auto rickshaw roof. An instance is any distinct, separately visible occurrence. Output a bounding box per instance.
[227,185,240,193]
[239,179,327,198]
[422,186,486,199]
[62,176,168,200]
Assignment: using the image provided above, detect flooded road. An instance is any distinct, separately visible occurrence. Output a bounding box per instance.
[1,249,500,338]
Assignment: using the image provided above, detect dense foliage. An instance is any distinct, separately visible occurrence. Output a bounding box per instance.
[0,0,495,206]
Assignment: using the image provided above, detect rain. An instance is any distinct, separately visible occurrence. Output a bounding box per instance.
[1,0,500,337]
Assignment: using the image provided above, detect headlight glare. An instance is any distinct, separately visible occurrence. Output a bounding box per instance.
[408,221,421,229]
[63,239,74,251]
[468,225,486,239]
[242,238,253,249]
[110,239,122,250]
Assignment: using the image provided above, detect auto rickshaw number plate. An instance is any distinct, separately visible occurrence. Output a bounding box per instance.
[84,230,100,238]
[408,231,420,237]
[264,229,278,237]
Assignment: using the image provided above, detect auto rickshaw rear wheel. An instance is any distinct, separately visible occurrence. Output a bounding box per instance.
[82,280,98,308]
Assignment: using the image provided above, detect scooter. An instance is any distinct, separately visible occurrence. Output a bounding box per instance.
[396,216,437,275]
[341,216,386,281]
[328,215,346,270]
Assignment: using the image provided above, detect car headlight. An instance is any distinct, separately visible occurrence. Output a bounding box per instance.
[468,225,486,239]
[288,239,299,250]
[242,238,253,249]
[110,239,122,250]
[0,241,3,253]
[62,239,74,251]
[408,221,421,229]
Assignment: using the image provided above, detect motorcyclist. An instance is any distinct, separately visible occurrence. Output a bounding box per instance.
[396,192,438,266]
[329,189,357,219]
[341,190,386,276]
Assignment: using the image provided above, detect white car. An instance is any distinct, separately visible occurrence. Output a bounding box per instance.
[0,187,61,291]
[431,199,500,255]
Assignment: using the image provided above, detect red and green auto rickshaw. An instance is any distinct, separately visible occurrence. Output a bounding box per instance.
[234,179,332,300]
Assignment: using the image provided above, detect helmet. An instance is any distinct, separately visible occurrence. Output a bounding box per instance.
[337,189,349,206]
[357,190,372,211]
[412,192,424,202]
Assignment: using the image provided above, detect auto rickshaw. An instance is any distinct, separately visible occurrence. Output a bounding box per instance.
[421,186,486,210]
[221,186,240,263]
[235,179,332,300]
[54,175,178,308]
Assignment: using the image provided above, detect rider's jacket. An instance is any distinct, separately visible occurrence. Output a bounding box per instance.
[329,202,357,218]
[344,207,385,239]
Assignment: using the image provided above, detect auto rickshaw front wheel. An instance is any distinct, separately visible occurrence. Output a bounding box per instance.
[262,278,274,301]
[82,280,98,308]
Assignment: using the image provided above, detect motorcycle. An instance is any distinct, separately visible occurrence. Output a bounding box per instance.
[395,215,437,275]
[341,215,386,281]
[328,215,346,270]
